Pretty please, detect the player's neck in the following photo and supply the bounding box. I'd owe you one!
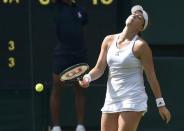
[120,27,137,42]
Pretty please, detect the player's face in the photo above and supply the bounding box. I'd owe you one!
[125,10,144,31]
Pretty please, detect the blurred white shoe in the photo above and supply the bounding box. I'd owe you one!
[51,126,62,131]
[75,124,86,131]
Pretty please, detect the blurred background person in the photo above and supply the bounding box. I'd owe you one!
[49,0,88,131]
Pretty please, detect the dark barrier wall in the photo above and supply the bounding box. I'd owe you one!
[0,0,184,131]
[0,1,31,88]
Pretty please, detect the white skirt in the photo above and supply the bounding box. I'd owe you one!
[101,96,148,113]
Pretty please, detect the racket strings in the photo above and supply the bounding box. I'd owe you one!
[60,64,89,81]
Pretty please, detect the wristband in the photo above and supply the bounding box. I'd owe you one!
[83,74,92,83]
[156,98,165,107]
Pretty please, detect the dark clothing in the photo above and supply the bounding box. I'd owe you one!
[54,2,88,54]
[52,2,88,74]
[53,54,87,75]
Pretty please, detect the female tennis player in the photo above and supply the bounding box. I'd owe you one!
[80,5,171,131]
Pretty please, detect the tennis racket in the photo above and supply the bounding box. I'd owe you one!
[60,63,89,81]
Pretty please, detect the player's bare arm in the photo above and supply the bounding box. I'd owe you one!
[135,39,162,98]
[88,35,115,81]
[133,39,171,123]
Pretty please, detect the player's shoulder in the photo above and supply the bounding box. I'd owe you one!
[135,36,150,48]
[102,33,118,46]
[134,36,152,54]
[104,33,118,40]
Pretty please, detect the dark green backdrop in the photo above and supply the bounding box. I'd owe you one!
[0,0,184,131]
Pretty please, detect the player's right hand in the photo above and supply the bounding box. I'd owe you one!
[79,78,90,88]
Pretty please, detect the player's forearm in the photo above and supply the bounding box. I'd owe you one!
[150,80,162,98]
[146,71,168,107]
[146,72,162,98]
[88,67,105,81]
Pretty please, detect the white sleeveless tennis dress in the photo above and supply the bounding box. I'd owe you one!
[101,34,148,113]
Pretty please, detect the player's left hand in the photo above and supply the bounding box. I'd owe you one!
[158,106,171,124]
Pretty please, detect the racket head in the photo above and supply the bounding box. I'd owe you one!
[60,63,89,81]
